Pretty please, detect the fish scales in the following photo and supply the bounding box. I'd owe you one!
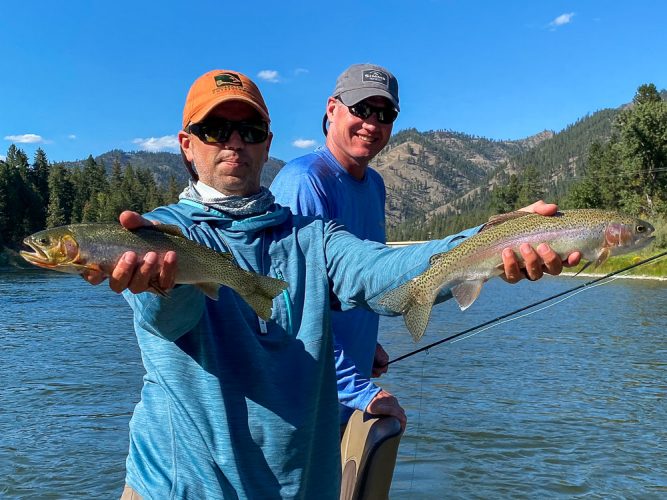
[380,209,655,342]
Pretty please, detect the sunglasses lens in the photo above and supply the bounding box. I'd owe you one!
[377,108,398,124]
[238,121,269,144]
[348,102,372,119]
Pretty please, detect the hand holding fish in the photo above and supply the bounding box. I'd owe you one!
[22,213,288,319]
[498,201,582,283]
[82,211,178,295]
[379,206,654,341]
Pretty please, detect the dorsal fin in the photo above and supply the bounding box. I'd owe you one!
[482,210,534,230]
[141,224,187,238]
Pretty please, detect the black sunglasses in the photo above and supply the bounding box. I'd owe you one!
[338,98,399,124]
[188,119,269,144]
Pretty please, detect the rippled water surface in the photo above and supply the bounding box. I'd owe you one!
[1,269,666,498]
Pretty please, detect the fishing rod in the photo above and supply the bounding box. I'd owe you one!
[388,249,667,365]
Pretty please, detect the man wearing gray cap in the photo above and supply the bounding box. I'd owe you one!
[271,63,406,431]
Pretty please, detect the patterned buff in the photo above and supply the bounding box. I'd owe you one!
[179,180,275,217]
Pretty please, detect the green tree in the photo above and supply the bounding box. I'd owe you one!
[489,174,520,213]
[46,162,73,227]
[617,84,667,215]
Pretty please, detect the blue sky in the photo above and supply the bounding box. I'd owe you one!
[1,1,665,164]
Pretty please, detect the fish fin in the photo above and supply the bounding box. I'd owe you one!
[482,211,534,230]
[195,282,221,300]
[145,277,170,297]
[404,302,435,343]
[429,252,448,265]
[451,280,484,310]
[234,274,289,320]
[594,248,611,268]
[142,224,188,238]
[573,261,592,277]
[379,281,434,342]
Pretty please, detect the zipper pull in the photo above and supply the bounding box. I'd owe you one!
[258,318,268,335]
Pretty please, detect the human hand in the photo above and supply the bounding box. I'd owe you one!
[82,211,178,294]
[365,390,406,431]
[500,201,582,282]
[371,343,389,377]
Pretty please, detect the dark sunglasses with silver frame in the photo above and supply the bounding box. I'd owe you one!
[187,119,269,145]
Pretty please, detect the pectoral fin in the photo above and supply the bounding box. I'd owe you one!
[195,282,221,300]
[573,261,592,277]
[451,280,485,311]
[595,247,611,267]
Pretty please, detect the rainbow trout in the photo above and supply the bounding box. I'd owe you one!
[379,209,655,342]
[20,223,288,320]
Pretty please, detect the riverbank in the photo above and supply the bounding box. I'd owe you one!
[566,249,667,280]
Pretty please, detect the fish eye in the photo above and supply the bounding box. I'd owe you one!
[636,225,646,233]
[37,237,49,245]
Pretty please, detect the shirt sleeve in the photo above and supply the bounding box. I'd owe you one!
[334,341,382,412]
[324,222,484,313]
[271,169,333,219]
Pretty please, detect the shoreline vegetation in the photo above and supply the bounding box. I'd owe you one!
[562,250,667,281]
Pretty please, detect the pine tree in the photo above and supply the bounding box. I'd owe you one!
[46,162,73,228]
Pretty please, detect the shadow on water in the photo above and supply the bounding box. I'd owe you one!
[2,270,666,498]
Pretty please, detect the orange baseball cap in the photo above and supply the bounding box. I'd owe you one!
[182,70,270,129]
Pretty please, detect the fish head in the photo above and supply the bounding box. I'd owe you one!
[605,216,655,254]
[20,226,84,273]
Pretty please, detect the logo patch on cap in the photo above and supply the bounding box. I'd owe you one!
[215,73,243,88]
[362,70,388,87]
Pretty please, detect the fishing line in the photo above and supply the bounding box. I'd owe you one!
[449,274,623,345]
[408,351,429,495]
[388,249,667,365]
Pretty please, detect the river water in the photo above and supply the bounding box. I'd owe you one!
[1,269,666,498]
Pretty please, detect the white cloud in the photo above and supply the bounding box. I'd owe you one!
[0,155,6,161]
[550,12,575,27]
[257,70,280,83]
[294,68,309,76]
[132,135,180,152]
[292,138,316,149]
[4,133,45,144]
[68,134,77,140]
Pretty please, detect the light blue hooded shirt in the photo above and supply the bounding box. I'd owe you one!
[122,199,479,499]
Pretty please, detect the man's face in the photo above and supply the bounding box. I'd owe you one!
[179,101,272,196]
[325,95,394,170]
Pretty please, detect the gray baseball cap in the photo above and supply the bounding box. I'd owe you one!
[332,63,400,109]
[323,63,400,135]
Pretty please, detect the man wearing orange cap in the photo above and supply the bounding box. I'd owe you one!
[85,69,580,499]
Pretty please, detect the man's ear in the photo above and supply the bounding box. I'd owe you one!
[264,132,274,163]
[178,130,193,162]
[326,97,338,123]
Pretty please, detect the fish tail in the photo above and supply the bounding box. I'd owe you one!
[237,274,289,321]
[379,281,435,342]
